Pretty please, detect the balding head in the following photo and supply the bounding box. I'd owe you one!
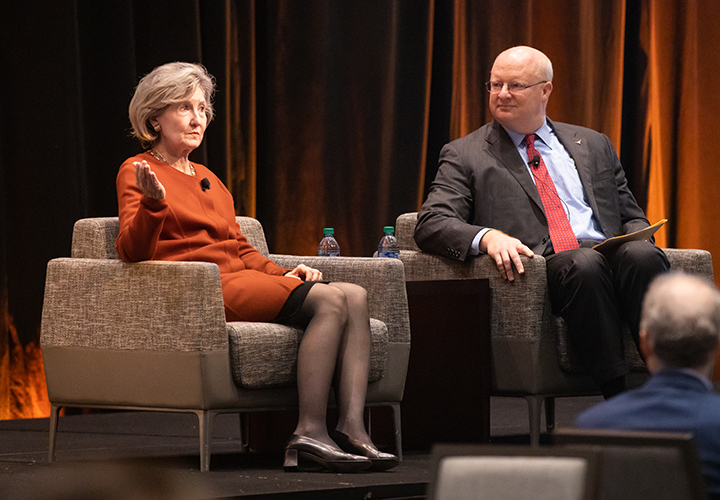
[641,272,720,370]
[494,46,554,81]
[488,46,554,134]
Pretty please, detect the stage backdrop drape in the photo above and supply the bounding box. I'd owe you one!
[449,0,626,149]
[253,0,433,257]
[0,0,241,418]
[0,0,234,347]
[2,0,720,418]
[641,0,720,253]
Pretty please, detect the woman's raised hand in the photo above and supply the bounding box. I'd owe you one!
[134,160,166,200]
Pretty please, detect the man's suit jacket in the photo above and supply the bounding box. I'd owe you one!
[414,119,650,260]
[576,369,720,498]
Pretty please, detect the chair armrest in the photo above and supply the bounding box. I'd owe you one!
[72,217,120,259]
[395,212,420,252]
[399,250,552,340]
[41,258,228,351]
[662,248,714,281]
[269,255,410,344]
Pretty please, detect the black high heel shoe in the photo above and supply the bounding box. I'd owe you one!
[331,431,400,471]
[283,434,372,473]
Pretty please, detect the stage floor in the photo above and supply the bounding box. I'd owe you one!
[0,396,603,499]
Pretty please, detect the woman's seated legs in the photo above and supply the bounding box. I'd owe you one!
[291,281,374,444]
[291,283,349,447]
[326,283,372,444]
[286,281,398,470]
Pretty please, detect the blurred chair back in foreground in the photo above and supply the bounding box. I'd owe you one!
[428,444,601,500]
[553,428,708,500]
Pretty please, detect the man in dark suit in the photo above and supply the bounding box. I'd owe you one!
[576,272,720,499]
[414,46,670,397]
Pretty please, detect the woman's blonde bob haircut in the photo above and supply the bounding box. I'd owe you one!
[129,62,216,149]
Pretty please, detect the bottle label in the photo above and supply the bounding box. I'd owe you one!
[378,251,399,259]
[318,236,340,256]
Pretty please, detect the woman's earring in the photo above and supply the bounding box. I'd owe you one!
[153,124,161,132]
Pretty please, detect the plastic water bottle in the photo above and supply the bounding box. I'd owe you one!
[318,228,340,256]
[377,226,400,258]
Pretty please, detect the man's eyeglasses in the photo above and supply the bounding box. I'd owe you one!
[485,81,547,93]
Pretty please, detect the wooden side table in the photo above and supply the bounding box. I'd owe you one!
[401,278,491,450]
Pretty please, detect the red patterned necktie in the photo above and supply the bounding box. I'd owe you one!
[525,134,579,252]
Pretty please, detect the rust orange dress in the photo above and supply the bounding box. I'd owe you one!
[115,152,302,322]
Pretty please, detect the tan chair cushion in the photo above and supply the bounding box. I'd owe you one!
[228,318,388,388]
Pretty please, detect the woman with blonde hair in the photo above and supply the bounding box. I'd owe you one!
[116,62,398,472]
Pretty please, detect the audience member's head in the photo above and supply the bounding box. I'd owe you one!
[640,272,720,373]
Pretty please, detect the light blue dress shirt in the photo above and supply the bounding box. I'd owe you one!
[470,119,606,255]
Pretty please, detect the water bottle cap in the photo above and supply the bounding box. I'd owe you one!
[323,228,334,235]
[383,226,394,234]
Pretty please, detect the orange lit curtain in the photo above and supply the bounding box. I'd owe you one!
[636,0,720,377]
[450,0,626,155]
[641,0,720,257]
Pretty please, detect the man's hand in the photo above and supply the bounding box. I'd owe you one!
[480,230,534,281]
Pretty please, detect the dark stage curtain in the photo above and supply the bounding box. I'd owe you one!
[254,0,434,256]
[2,0,720,416]
[0,0,242,346]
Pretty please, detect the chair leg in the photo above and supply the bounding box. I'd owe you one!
[238,412,250,453]
[48,404,60,463]
[545,397,556,432]
[391,403,403,460]
[524,395,544,447]
[195,410,217,472]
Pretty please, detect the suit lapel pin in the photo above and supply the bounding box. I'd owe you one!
[575,139,582,145]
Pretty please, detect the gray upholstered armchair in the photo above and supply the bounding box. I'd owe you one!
[395,212,713,445]
[41,217,410,471]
